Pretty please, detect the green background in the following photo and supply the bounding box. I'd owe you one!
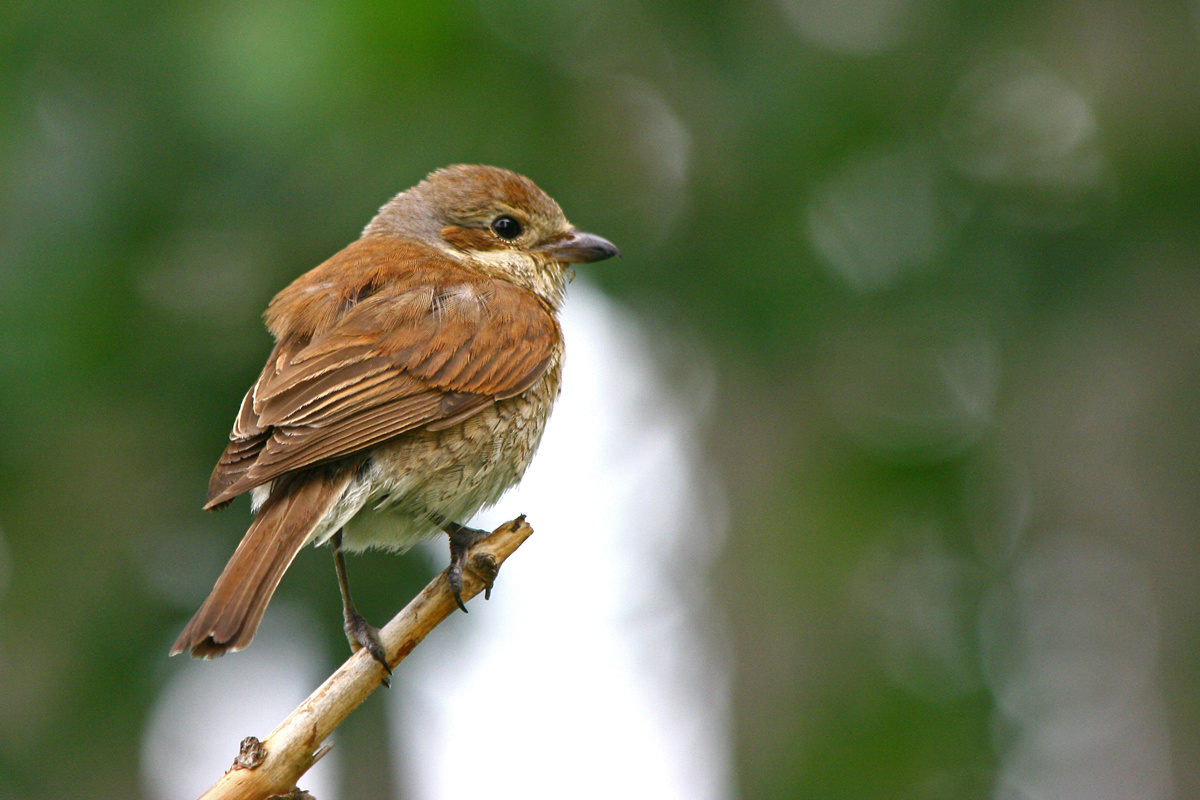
[1,0,1198,797]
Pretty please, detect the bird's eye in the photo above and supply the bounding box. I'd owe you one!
[491,215,523,241]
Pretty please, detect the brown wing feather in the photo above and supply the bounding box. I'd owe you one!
[207,381,273,506]
[205,236,561,509]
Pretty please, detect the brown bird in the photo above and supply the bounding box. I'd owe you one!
[170,165,618,669]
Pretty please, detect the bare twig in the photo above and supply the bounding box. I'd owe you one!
[197,515,534,800]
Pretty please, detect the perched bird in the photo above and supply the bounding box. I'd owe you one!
[171,165,618,669]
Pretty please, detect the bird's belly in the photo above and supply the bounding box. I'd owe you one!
[337,384,556,553]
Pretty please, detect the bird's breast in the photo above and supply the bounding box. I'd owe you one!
[337,351,563,552]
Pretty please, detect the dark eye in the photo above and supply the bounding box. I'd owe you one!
[491,215,523,240]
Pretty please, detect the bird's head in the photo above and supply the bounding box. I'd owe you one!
[363,164,619,308]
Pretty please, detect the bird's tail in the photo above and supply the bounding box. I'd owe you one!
[170,468,353,659]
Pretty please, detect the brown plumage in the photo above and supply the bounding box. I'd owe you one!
[171,165,618,660]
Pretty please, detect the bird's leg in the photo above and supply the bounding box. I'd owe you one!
[332,530,392,685]
[439,520,494,612]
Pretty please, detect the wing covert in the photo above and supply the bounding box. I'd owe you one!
[205,241,561,508]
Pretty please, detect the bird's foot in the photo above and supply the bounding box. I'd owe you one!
[444,522,495,612]
[344,607,392,687]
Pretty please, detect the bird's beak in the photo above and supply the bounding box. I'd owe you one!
[539,229,620,264]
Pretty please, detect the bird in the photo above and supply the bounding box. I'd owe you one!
[170,164,618,671]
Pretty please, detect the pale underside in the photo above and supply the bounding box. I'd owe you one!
[249,355,562,554]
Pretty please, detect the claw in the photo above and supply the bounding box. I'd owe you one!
[344,608,392,687]
[444,522,493,612]
[447,556,469,613]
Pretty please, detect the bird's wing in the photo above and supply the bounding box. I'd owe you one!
[205,240,560,508]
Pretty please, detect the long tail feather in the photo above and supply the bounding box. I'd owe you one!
[171,467,354,658]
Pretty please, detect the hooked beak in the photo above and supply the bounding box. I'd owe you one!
[539,228,620,264]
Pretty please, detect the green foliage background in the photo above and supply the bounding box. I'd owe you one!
[1,1,1198,797]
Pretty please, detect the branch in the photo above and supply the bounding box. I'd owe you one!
[197,515,534,800]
